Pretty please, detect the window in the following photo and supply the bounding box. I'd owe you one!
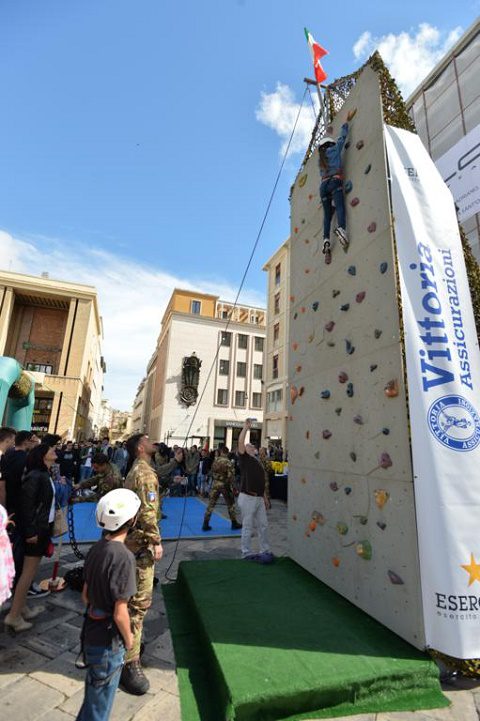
[253,364,263,380]
[217,389,228,405]
[238,334,248,349]
[221,331,231,347]
[219,359,230,375]
[267,389,283,412]
[272,354,279,379]
[274,293,280,315]
[235,391,246,407]
[26,363,53,374]
[273,323,280,344]
[191,300,201,314]
[275,263,281,286]
[237,361,247,378]
[254,336,264,352]
[252,392,262,408]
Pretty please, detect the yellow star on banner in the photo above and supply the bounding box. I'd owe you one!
[461,554,480,586]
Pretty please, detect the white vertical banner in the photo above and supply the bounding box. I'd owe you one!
[385,125,480,659]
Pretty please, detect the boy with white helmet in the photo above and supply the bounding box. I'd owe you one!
[75,489,140,721]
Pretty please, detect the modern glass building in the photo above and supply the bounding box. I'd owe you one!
[406,18,480,261]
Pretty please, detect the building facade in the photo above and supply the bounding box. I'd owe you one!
[262,240,290,452]
[140,289,266,449]
[0,270,105,439]
[406,18,480,260]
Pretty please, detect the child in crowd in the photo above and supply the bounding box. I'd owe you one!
[76,488,140,721]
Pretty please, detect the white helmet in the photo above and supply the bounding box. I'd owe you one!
[96,488,141,532]
[318,136,335,147]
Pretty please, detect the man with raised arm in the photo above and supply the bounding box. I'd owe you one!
[237,419,273,563]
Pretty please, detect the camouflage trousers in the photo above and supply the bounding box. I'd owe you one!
[124,551,155,664]
[204,482,238,523]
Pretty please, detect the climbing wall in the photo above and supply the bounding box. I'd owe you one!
[288,65,425,649]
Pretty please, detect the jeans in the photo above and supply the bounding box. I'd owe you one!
[238,492,270,557]
[187,473,197,495]
[320,177,346,240]
[80,465,93,482]
[76,644,125,721]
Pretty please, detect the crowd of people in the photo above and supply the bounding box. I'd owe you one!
[0,419,276,721]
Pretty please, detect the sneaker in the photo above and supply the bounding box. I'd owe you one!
[257,552,275,565]
[27,583,50,599]
[335,227,349,251]
[231,521,242,530]
[202,522,212,531]
[120,660,150,695]
[4,614,33,632]
[243,553,260,561]
[21,604,45,620]
[322,240,332,265]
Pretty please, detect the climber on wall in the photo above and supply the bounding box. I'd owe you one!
[318,110,355,265]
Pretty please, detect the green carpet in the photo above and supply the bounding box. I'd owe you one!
[163,558,448,721]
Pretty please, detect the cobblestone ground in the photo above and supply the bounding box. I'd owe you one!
[0,499,479,721]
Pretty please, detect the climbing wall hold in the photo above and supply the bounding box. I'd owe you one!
[329,482,339,491]
[353,415,364,425]
[384,379,399,398]
[301,219,306,225]
[309,520,317,532]
[356,140,364,150]
[340,303,350,312]
[298,386,305,397]
[308,193,314,201]
[374,329,382,339]
[327,341,336,347]
[347,107,357,121]
[369,364,378,372]
[368,222,377,233]
[332,557,340,567]
[358,516,368,525]
[290,386,299,404]
[335,407,342,416]
[294,227,299,234]
[377,522,387,531]
[388,570,405,585]
[345,141,351,150]
[345,340,355,355]
[356,540,372,560]
[338,371,348,384]
[314,451,320,459]
[304,268,310,274]
[322,430,332,440]
[380,261,388,274]
[350,197,360,207]
[344,180,353,194]
[320,390,331,399]
[332,289,340,298]
[365,163,371,174]
[293,312,298,320]
[346,382,354,397]
[307,333,315,343]
[300,306,306,313]
[337,523,348,535]
[356,291,366,303]
[295,365,302,373]
[312,301,319,311]
[306,431,310,440]
[379,452,392,469]
[312,511,326,525]
[347,265,356,276]
[292,342,298,351]
[382,427,390,435]
[290,295,295,302]
[374,490,390,509]
[292,514,297,521]
[298,174,307,187]
[350,452,357,462]
[344,487,352,495]
[325,320,335,332]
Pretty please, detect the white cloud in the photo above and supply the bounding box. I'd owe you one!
[0,230,265,411]
[352,23,463,97]
[255,82,320,156]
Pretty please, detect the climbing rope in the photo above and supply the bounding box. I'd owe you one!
[163,85,310,582]
[67,500,85,561]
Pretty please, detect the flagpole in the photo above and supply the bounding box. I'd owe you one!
[304,76,328,128]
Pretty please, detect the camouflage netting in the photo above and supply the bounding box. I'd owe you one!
[8,372,33,399]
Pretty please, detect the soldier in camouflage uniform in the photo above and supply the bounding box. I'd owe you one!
[73,453,122,500]
[120,434,163,696]
[202,447,242,531]
[259,447,273,509]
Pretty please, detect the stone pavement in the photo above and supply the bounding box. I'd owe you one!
[0,498,479,721]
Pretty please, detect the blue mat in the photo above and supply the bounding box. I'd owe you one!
[55,497,241,544]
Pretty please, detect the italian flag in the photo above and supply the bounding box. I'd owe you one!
[304,28,328,85]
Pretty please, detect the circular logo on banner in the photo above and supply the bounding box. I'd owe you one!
[427,395,480,452]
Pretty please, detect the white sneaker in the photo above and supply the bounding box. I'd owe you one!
[22,605,45,620]
[27,583,50,598]
[4,614,33,632]
[335,227,349,251]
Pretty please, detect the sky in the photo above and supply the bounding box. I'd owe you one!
[0,1,477,409]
